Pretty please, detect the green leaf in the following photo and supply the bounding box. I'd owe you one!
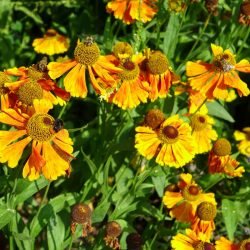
[14,5,43,24]
[207,101,235,123]
[0,203,15,229]
[47,214,65,250]
[30,192,79,238]
[14,177,49,206]
[151,166,167,197]
[221,199,248,240]
[92,201,110,223]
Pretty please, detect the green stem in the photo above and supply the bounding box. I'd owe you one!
[58,103,67,119]
[68,117,98,133]
[237,26,250,56]
[204,175,224,192]
[9,235,14,250]
[192,97,208,115]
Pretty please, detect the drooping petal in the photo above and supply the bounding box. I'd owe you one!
[48,60,77,79]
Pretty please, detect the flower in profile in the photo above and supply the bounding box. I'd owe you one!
[238,1,250,26]
[171,229,215,250]
[215,237,250,250]
[208,138,245,177]
[135,115,196,167]
[71,203,93,237]
[163,173,216,222]
[106,0,158,24]
[104,221,122,250]
[5,58,70,110]
[0,99,74,181]
[189,105,218,154]
[142,49,179,101]
[234,127,250,157]
[191,201,217,239]
[48,37,122,98]
[108,56,150,109]
[32,29,70,55]
[186,44,250,100]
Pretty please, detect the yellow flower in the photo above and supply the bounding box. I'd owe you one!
[32,29,70,55]
[108,55,150,109]
[234,127,250,157]
[106,0,158,24]
[208,138,245,177]
[163,173,216,222]
[142,48,179,101]
[0,71,14,110]
[171,229,214,250]
[190,105,218,154]
[186,44,250,100]
[48,38,122,98]
[135,115,196,167]
[0,99,74,181]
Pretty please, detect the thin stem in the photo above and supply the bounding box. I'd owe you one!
[9,235,14,250]
[192,97,208,115]
[68,117,98,132]
[58,103,67,119]
[237,26,250,56]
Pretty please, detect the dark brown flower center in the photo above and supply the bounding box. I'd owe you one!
[118,61,139,81]
[146,51,169,75]
[213,138,231,156]
[144,109,165,129]
[239,239,250,250]
[183,184,200,201]
[197,202,217,221]
[191,114,207,131]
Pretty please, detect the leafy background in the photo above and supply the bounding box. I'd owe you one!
[0,0,250,249]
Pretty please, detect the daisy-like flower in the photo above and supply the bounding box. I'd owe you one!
[5,59,70,110]
[208,138,245,177]
[32,29,70,56]
[186,44,250,100]
[0,99,74,181]
[171,229,215,250]
[215,237,250,250]
[234,127,250,157]
[142,49,179,101]
[106,0,158,24]
[48,37,122,98]
[135,115,196,167]
[108,55,150,109]
[163,173,216,222]
[190,105,218,154]
[191,202,217,240]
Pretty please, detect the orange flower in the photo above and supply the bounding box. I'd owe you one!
[48,38,122,98]
[208,138,245,177]
[5,60,70,111]
[106,0,158,24]
[186,44,250,100]
[0,99,74,181]
[163,173,216,222]
[32,29,70,55]
[171,229,214,250]
[215,237,250,250]
[135,115,196,167]
[191,202,217,239]
[142,49,179,101]
[234,127,250,157]
[107,54,150,109]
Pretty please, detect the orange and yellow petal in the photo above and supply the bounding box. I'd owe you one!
[170,201,195,222]
[33,99,53,114]
[64,63,87,98]
[41,142,70,180]
[48,60,77,79]
[0,130,27,150]
[215,237,238,250]
[0,136,32,168]
[163,191,183,208]
[235,59,250,73]
[237,140,250,157]
[0,108,28,127]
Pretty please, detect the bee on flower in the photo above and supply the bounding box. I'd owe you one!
[106,0,158,24]
[0,99,74,181]
[234,127,250,157]
[163,173,216,223]
[32,29,70,56]
[48,37,122,98]
[208,138,245,177]
[135,111,196,168]
[5,58,70,112]
[186,44,250,100]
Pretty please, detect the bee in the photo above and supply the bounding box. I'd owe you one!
[36,56,48,72]
[84,36,95,46]
[53,118,64,133]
